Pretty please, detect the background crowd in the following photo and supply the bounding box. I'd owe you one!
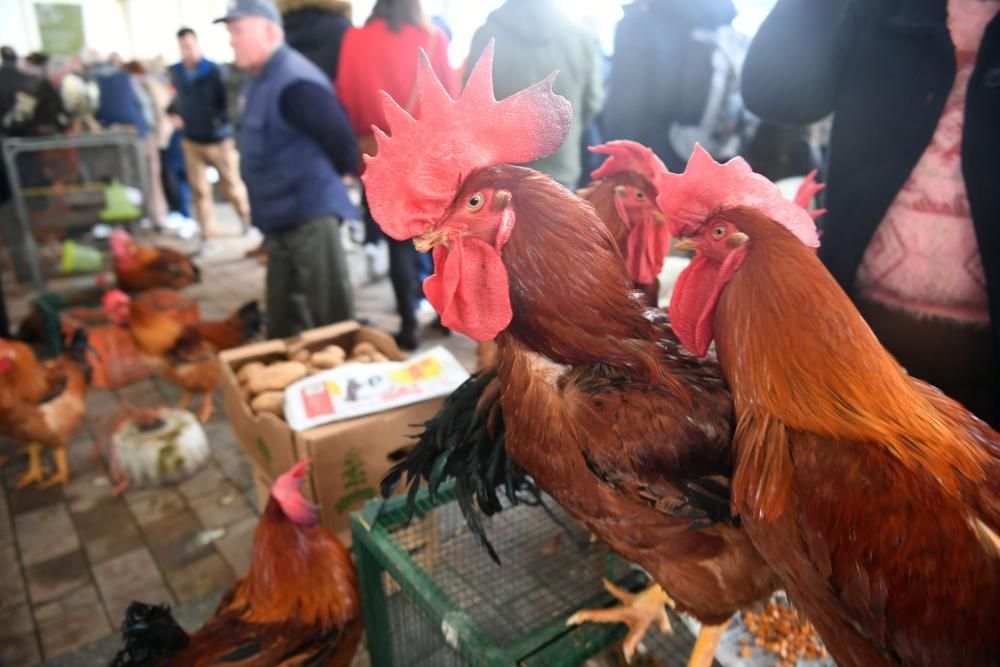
[1,0,996,426]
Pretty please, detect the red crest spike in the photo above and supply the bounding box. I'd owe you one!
[658,144,820,247]
[362,40,573,241]
[589,140,669,187]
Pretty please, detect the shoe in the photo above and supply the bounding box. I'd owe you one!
[177,219,201,240]
[393,328,420,351]
[430,316,451,336]
[195,241,223,258]
[161,212,186,230]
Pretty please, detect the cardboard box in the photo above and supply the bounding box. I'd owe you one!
[253,466,272,513]
[220,321,447,538]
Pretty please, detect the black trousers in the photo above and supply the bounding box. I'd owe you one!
[264,216,354,339]
[362,193,418,333]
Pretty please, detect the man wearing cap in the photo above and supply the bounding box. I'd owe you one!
[217,0,359,338]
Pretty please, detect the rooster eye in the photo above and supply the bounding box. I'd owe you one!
[712,225,727,240]
[467,193,485,211]
[635,191,645,200]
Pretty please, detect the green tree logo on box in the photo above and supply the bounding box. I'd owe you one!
[336,447,376,514]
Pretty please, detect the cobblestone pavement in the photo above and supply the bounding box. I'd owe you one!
[0,204,473,665]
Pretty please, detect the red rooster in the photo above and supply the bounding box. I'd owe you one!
[364,44,778,666]
[578,141,672,306]
[110,229,200,292]
[103,290,261,421]
[663,146,1000,666]
[110,459,361,666]
[0,331,92,488]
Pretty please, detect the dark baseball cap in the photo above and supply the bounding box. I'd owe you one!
[214,0,282,26]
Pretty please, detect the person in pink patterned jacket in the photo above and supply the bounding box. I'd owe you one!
[742,0,1000,428]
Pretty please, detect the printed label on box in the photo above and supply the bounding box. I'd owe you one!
[301,383,335,419]
[283,346,469,431]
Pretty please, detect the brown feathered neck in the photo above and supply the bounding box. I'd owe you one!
[577,171,654,249]
[713,207,989,511]
[0,341,46,404]
[236,498,358,629]
[480,166,670,385]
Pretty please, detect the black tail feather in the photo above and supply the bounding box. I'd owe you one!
[65,328,94,383]
[109,601,190,667]
[380,369,538,564]
[235,300,262,341]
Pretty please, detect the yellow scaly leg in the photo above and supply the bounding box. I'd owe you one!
[197,392,214,423]
[15,444,48,489]
[39,448,71,489]
[687,620,730,667]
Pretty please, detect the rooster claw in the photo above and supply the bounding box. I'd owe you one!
[567,581,674,663]
[38,471,70,489]
[15,444,48,490]
[111,475,131,497]
[37,450,70,489]
[197,394,215,423]
[16,468,48,490]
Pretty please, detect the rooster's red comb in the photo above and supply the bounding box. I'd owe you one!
[272,459,319,526]
[102,289,130,312]
[362,41,572,240]
[589,140,668,187]
[658,145,820,248]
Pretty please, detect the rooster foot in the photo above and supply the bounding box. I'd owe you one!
[111,473,131,497]
[15,444,49,490]
[567,580,674,664]
[197,393,215,423]
[38,450,70,489]
[107,443,130,496]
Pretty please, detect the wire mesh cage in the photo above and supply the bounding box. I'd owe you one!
[2,132,149,289]
[351,486,711,666]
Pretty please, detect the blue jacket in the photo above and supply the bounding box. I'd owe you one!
[743,0,1000,417]
[94,67,149,138]
[239,45,357,232]
[169,58,231,144]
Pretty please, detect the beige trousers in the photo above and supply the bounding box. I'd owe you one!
[180,137,250,237]
[142,135,167,228]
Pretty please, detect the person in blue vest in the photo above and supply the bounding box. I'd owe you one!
[217,0,359,338]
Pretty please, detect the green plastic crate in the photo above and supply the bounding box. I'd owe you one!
[351,486,706,666]
[25,285,107,356]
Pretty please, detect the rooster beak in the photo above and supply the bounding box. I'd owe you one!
[674,238,698,253]
[653,212,667,224]
[727,232,750,248]
[414,227,450,253]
